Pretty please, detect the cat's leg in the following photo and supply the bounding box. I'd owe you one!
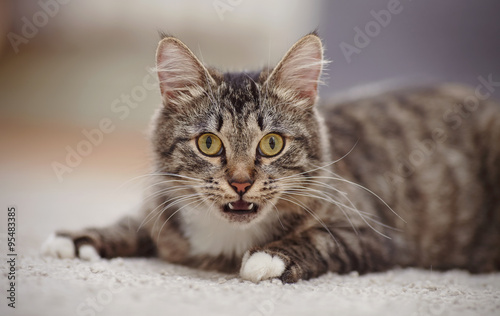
[41,216,156,260]
[240,226,392,283]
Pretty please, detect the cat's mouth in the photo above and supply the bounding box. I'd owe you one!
[223,200,258,215]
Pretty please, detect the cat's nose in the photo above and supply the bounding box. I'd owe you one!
[230,181,252,194]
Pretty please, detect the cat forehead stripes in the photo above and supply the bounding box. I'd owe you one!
[220,72,261,116]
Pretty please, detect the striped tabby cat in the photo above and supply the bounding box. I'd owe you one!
[42,33,500,283]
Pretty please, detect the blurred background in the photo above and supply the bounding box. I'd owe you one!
[0,0,500,247]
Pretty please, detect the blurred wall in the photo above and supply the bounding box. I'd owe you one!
[0,0,324,128]
[319,0,500,97]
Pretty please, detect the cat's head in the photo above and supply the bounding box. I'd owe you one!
[151,33,329,225]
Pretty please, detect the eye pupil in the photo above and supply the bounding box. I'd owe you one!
[198,133,222,156]
[258,133,283,157]
[269,137,276,150]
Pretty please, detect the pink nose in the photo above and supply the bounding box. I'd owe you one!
[231,182,252,194]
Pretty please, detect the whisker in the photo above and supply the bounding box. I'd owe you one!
[143,184,206,203]
[280,185,359,235]
[151,193,204,230]
[303,175,405,223]
[114,172,204,193]
[196,46,219,109]
[280,178,349,198]
[285,179,398,235]
[151,172,205,183]
[281,188,392,239]
[269,200,286,230]
[274,139,359,182]
[138,193,203,232]
[156,196,209,241]
[142,178,199,192]
[279,195,339,247]
[204,196,218,223]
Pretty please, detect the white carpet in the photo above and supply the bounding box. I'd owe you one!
[5,253,500,316]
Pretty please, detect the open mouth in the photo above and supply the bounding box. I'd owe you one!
[223,200,258,215]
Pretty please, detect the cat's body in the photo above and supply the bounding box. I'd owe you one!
[42,34,500,283]
[323,85,500,273]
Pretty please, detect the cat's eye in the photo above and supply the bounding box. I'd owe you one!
[259,133,284,157]
[197,133,223,156]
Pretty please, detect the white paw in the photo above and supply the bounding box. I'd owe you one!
[41,234,101,261]
[240,251,286,283]
[79,245,101,261]
[41,234,75,259]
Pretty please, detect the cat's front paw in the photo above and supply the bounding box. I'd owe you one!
[41,233,100,261]
[240,251,286,283]
[41,234,75,259]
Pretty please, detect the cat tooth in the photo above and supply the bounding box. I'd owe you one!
[247,203,254,210]
[228,203,234,210]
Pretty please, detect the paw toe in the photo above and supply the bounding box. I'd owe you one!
[41,234,76,259]
[240,251,286,283]
[79,244,101,261]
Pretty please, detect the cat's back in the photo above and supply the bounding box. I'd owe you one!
[322,83,500,137]
[321,83,500,172]
[320,83,500,272]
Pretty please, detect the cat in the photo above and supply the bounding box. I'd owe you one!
[42,32,500,283]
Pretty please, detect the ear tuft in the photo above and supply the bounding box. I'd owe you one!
[155,37,214,108]
[158,31,173,40]
[266,34,326,107]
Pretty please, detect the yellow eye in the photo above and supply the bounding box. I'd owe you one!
[259,133,284,157]
[197,133,223,156]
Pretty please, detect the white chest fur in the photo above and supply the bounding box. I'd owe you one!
[181,207,276,258]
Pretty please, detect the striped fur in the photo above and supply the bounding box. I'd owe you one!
[49,33,500,283]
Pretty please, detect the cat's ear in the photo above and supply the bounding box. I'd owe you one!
[156,37,215,108]
[265,33,325,107]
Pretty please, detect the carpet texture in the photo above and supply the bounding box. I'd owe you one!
[3,252,500,316]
